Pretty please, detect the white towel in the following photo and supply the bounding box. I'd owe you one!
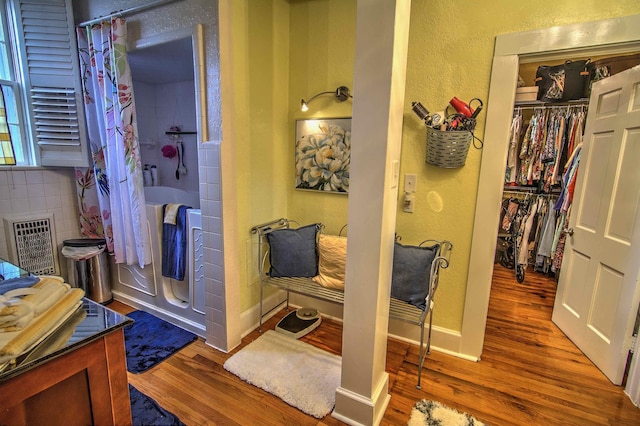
[164,203,181,225]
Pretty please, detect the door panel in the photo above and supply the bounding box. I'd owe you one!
[609,129,640,242]
[578,132,612,232]
[590,265,622,339]
[552,65,640,385]
[561,250,589,318]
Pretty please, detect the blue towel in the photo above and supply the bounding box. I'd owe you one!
[162,205,191,281]
[0,275,40,293]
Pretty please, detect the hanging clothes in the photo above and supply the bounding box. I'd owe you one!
[555,143,583,212]
[552,206,572,273]
[506,110,523,184]
[501,199,520,232]
[501,102,587,281]
[535,199,557,272]
[550,143,582,273]
[506,104,586,191]
[517,198,540,266]
[515,108,546,186]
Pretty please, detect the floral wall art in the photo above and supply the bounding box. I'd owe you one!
[295,118,351,193]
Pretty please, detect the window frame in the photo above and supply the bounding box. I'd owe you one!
[0,0,31,165]
[0,0,89,168]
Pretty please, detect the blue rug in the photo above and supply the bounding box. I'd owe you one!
[130,384,185,426]
[124,310,197,374]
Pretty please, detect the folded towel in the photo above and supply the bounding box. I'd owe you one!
[0,278,71,331]
[164,203,182,225]
[0,276,40,294]
[0,287,85,363]
[162,205,192,281]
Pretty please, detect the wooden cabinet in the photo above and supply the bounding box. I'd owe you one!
[0,328,131,425]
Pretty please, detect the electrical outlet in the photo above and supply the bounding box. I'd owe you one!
[403,192,414,213]
[404,174,417,193]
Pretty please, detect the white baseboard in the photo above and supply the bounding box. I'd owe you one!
[240,291,478,362]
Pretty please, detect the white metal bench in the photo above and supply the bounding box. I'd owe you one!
[251,218,452,389]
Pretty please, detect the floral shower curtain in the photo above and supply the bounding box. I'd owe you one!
[75,18,150,267]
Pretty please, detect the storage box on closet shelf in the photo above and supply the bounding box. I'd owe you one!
[515,86,539,102]
[411,97,484,169]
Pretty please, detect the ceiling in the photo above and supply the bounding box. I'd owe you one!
[128,37,194,84]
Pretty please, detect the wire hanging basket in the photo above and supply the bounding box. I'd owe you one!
[425,127,473,168]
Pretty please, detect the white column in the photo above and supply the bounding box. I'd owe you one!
[332,1,411,425]
[213,0,242,352]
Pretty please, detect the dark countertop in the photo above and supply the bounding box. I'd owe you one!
[0,259,132,381]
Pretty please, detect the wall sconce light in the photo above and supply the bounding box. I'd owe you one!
[300,86,352,111]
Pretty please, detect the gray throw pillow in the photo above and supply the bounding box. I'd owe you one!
[391,242,439,310]
[266,224,319,277]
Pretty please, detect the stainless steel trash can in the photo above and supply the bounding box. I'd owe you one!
[62,238,112,304]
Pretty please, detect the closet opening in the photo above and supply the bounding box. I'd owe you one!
[462,16,640,394]
[494,53,639,298]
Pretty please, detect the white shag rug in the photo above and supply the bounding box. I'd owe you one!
[223,330,341,418]
[409,399,486,426]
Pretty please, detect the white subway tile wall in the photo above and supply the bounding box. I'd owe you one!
[134,79,199,192]
[0,169,82,272]
[200,141,225,349]
[2,148,227,350]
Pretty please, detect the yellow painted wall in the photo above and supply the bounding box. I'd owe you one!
[287,0,357,235]
[400,0,640,331]
[234,0,640,324]
[226,0,291,311]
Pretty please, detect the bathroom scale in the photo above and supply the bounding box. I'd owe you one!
[275,307,322,339]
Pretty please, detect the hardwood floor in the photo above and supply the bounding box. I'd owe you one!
[111,264,640,425]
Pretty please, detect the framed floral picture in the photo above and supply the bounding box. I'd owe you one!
[295,118,351,194]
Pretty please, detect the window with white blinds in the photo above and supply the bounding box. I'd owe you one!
[0,1,24,165]
[3,0,89,167]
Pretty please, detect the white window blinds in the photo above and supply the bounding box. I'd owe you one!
[11,0,89,167]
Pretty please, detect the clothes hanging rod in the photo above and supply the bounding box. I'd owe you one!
[503,189,559,198]
[503,185,539,192]
[503,190,533,197]
[513,102,589,111]
[77,0,183,27]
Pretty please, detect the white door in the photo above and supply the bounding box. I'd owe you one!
[552,65,640,385]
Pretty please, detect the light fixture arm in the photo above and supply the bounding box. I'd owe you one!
[304,90,335,105]
[301,85,352,111]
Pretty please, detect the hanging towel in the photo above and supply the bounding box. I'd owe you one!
[162,204,191,281]
[164,203,181,225]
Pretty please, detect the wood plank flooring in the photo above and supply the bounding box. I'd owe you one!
[111,264,640,425]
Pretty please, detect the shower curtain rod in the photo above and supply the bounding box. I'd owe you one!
[77,0,183,27]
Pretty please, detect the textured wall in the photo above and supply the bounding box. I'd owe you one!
[219,0,293,311]
[0,168,82,278]
[287,0,355,235]
[134,79,199,192]
[71,0,640,335]
[399,0,640,331]
[73,0,225,347]
[72,0,221,140]
[285,0,640,332]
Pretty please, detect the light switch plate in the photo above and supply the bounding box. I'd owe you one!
[404,174,417,193]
